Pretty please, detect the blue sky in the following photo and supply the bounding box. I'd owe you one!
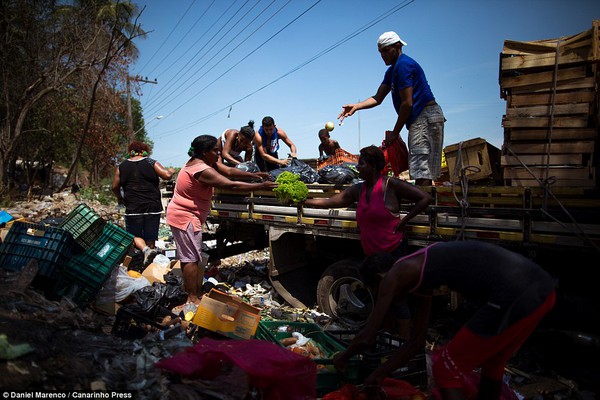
[131,0,599,168]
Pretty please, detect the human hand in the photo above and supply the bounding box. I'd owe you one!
[338,104,356,125]
[332,351,348,373]
[281,157,292,166]
[261,181,278,190]
[384,130,399,146]
[255,172,272,181]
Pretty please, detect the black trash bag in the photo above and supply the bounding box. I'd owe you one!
[162,271,188,309]
[236,161,260,173]
[270,158,319,183]
[130,285,166,316]
[128,273,186,317]
[317,165,356,184]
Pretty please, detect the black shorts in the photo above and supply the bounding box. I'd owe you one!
[124,213,161,241]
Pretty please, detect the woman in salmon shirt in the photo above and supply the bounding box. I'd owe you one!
[166,135,277,305]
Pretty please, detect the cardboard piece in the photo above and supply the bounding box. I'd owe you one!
[192,289,261,340]
[142,260,180,284]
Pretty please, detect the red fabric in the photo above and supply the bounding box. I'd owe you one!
[432,290,556,387]
[381,137,409,176]
[156,338,317,399]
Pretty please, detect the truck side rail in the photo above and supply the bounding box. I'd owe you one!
[209,184,600,250]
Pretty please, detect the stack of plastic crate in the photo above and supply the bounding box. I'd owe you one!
[316,149,359,171]
[55,223,133,307]
[59,203,106,253]
[0,221,74,279]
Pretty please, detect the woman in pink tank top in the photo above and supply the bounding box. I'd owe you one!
[304,145,432,256]
[304,145,432,338]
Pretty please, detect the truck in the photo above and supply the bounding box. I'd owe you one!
[205,176,600,328]
[188,22,600,330]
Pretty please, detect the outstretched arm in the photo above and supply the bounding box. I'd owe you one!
[303,184,360,209]
[214,161,265,182]
[338,83,391,124]
[196,167,276,191]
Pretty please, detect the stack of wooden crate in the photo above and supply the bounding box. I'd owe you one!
[499,20,599,188]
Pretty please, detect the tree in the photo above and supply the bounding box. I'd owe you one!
[0,0,146,193]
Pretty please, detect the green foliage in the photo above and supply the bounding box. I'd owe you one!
[273,171,308,204]
[79,185,116,206]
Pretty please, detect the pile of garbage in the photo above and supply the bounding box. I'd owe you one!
[1,192,597,399]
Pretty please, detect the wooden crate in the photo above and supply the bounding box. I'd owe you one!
[444,138,502,183]
[499,20,599,189]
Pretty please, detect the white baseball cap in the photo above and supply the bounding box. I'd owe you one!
[377,31,407,48]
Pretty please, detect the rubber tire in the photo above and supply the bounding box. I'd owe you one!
[316,257,374,329]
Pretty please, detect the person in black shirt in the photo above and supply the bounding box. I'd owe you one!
[112,141,175,265]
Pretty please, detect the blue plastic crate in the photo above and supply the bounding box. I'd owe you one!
[0,221,74,278]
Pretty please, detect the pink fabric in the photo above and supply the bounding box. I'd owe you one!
[170,223,203,263]
[156,338,317,399]
[356,176,403,256]
[166,161,213,231]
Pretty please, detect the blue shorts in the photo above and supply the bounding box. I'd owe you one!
[125,213,161,241]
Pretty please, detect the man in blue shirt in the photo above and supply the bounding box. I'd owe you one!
[338,31,445,186]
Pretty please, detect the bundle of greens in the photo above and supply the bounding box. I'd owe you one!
[273,171,308,204]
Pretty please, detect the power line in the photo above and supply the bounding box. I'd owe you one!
[156,0,415,139]
[145,0,273,115]
[137,0,199,75]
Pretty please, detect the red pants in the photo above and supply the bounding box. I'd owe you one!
[433,290,556,388]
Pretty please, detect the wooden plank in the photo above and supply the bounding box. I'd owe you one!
[505,77,595,95]
[503,39,562,55]
[507,91,595,107]
[594,19,600,61]
[505,128,597,141]
[507,141,595,154]
[508,177,596,188]
[502,116,588,128]
[503,167,593,180]
[505,103,589,117]
[501,46,592,70]
[501,154,583,166]
[500,66,586,89]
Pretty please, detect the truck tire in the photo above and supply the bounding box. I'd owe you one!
[316,258,374,329]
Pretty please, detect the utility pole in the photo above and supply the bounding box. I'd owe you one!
[127,75,158,142]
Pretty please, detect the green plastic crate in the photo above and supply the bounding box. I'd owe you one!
[257,321,360,394]
[0,221,74,278]
[56,223,133,307]
[59,203,106,253]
